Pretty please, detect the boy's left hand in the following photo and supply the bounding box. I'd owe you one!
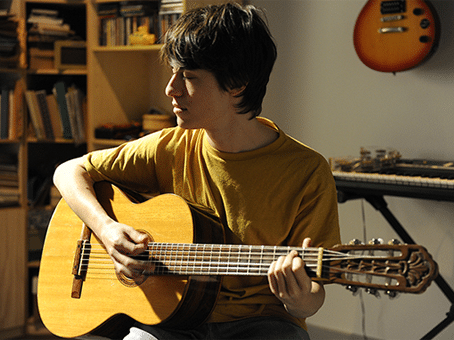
[267,237,325,318]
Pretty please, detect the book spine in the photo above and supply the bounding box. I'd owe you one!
[35,90,54,140]
[46,94,63,139]
[0,88,9,139]
[53,82,72,139]
[25,90,45,140]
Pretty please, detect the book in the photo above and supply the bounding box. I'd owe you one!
[46,93,63,139]
[7,90,14,139]
[0,191,20,207]
[30,8,59,18]
[65,85,85,145]
[27,16,64,26]
[53,82,72,139]
[35,90,54,140]
[0,151,19,206]
[25,90,46,140]
[0,88,9,139]
[9,79,25,140]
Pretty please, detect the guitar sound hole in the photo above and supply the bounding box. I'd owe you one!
[117,273,141,287]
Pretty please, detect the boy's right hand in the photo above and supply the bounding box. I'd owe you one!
[100,221,153,282]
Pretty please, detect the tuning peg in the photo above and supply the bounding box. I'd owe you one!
[345,285,360,296]
[349,239,363,245]
[385,290,399,299]
[365,288,380,298]
[388,239,401,245]
[368,238,383,245]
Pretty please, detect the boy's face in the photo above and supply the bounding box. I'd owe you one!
[165,67,236,131]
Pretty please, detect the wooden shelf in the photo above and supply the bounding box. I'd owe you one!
[92,44,163,53]
[0,67,26,74]
[25,0,85,4]
[0,139,22,144]
[26,137,82,144]
[27,68,87,76]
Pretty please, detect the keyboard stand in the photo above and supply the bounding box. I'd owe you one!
[337,191,454,340]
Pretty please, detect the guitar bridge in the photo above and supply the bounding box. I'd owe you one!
[71,239,91,298]
[379,27,406,34]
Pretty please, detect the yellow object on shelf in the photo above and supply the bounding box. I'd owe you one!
[129,26,156,46]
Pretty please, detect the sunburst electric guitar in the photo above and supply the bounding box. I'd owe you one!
[38,182,438,338]
[354,0,440,72]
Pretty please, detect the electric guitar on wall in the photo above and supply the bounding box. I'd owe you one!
[353,0,440,72]
[37,182,438,338]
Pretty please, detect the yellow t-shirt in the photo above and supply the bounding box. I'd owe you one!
[85,117,341,329]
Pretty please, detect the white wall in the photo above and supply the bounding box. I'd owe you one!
[251,0,454,339]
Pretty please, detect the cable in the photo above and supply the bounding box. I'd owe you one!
[360,199,368,340]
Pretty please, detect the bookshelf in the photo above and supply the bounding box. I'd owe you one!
[0,0,88,337]
[0,0,241,337]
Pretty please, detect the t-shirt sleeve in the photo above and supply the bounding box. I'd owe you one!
[287,154,341,249]
[84,131,163,195]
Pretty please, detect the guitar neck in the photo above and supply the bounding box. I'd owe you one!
[147,243,323,278]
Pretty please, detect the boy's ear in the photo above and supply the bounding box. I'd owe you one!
[230,85,246,97]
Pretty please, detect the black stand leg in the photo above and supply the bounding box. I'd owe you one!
[421,305,454,340]
[339,193,454,339]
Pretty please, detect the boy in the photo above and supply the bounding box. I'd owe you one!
[54,3,340,339]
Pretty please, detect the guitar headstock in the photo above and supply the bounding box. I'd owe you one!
[323,239,438,296]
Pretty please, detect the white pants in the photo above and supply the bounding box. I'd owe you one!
[123,327,158,340]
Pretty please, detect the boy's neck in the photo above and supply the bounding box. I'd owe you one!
[205,117,278,153]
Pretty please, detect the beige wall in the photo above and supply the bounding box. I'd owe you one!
[252,0,454,339]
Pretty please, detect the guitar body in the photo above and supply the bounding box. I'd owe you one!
[37,182,224,338]
[354,0,440,72]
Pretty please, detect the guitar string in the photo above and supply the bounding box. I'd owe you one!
[81,242,396,257]
[79,243,397,262]
[75,246,403,285]
[78,244,398,270]
[78,263,398,287]
[72,244,402,284]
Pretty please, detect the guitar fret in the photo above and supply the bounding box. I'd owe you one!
[247,246,251,275]
[260,246,264,275]
[236,245,241,275]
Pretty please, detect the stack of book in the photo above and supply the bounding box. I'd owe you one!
[0,10,24,68]
[28,8,74,39]
[27,8,75,69]
[25,81,85,145]
[98,2,159,46]
[159,0,183,39]
[0,79,25,140]
[0,153,20,207]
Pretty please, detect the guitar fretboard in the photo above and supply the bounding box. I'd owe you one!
[148,243,323,277]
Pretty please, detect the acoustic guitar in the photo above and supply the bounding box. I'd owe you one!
[38,182,438,338]
[353,0,440,72]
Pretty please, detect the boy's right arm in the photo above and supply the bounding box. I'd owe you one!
[53,156,151,280]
